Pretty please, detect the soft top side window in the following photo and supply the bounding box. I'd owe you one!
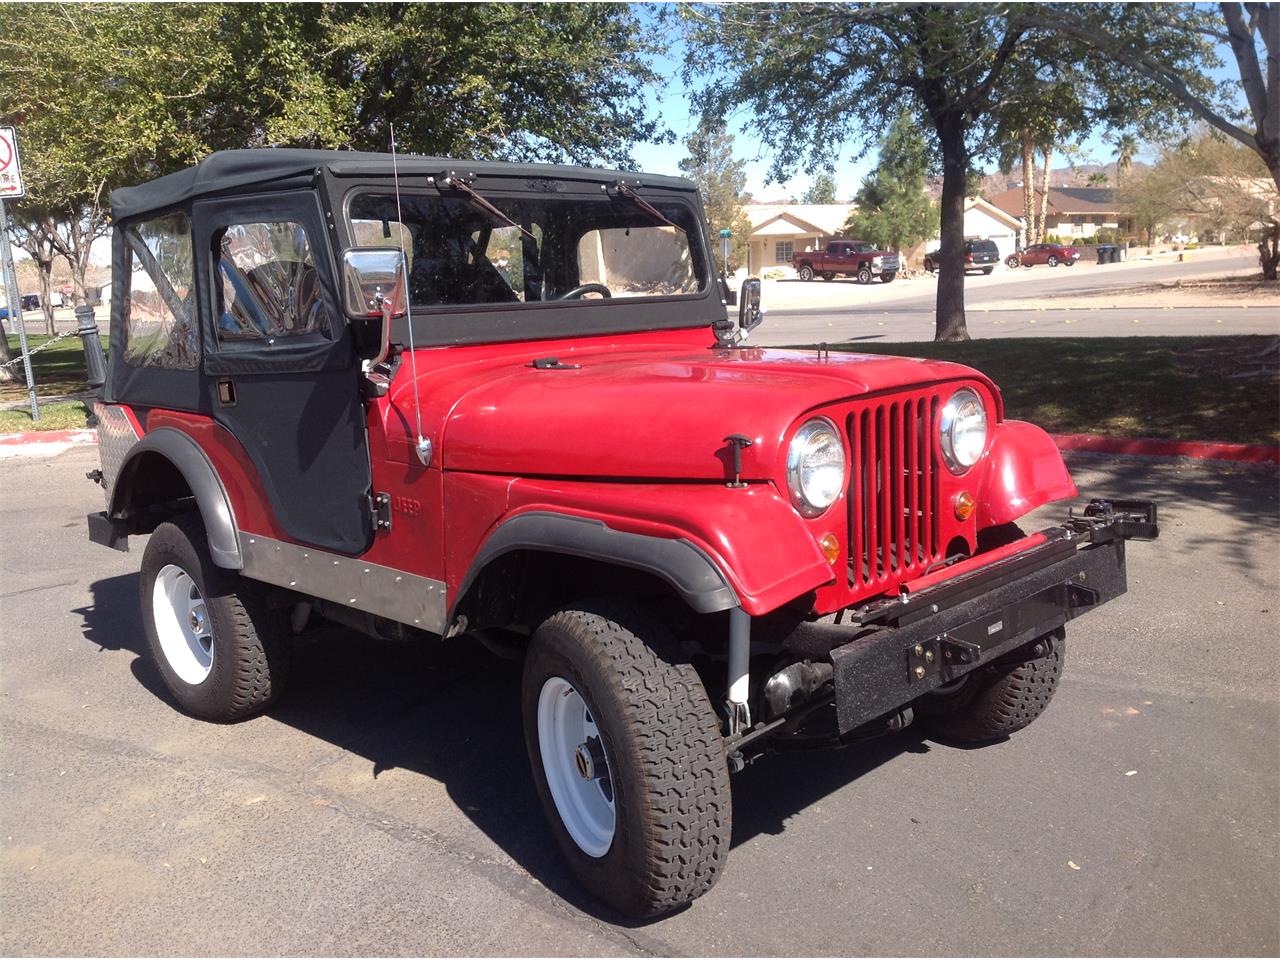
[216,221,329,342]
[123,212,198,369]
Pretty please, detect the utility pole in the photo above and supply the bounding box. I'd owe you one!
[0,198,39,420]
[0,126,38,420]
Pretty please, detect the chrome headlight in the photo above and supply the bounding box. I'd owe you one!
[786,418,846,517]
[939,388,988,473]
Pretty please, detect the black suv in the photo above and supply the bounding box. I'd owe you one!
[923,238,1001,275]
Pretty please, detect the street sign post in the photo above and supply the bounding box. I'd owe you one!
[718,228,732,278]
[0,126,39,420]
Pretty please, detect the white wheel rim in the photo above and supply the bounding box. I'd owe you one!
[152,563,214,685]
[537,676,616,858]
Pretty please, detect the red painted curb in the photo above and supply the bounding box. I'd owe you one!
[0,429,97,446]
[1052,433,1280,464]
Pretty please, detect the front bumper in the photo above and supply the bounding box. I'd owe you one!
[798,500,1156,736]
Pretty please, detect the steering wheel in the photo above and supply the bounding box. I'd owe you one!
[556,283,612,301]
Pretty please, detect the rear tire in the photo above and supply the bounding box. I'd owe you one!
[1004,254,1020,269]
[982,266,994,275]
[821,271,835,282]
[923,257,936,273]
[880,272,896,283]
[1047,255,1060,266]
[522,600,731,918]
[797,264,815,281]
[917,630,1065,744]
[140,514,290,722]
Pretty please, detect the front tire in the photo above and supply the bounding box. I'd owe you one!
[140,514,290,721]
[917,629,1065,744]
[923,257,936,273]
[522,600,731,918]
[821,271,835,282]
[856,265,872,284]
[797,263,815,281]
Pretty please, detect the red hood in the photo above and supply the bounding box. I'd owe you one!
[389,344,998,481]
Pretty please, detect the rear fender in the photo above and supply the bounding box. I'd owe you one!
[977,420,1077,528]
[110,427,242,569]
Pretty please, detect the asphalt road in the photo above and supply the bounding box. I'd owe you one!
[755,252,1278,345]
[2,447,1277,956]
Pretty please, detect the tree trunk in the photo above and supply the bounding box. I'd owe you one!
[935,113,970,342]
[1021,129,1036,245]
[1038,141,1054,240]
[1260,220,1279,281]
[35,260,56,335]
[0,319,15,383]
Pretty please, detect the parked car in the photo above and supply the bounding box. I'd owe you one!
[793,239,899,283]
[922,239,1000,275]
[85,149,1157,919]
[1008,242,1081,268]
[20,294,41,311]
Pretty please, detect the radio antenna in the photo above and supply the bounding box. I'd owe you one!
[389,124,429,466]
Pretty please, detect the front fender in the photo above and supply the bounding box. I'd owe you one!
[469,478,834,617]
[977,420,1078,528]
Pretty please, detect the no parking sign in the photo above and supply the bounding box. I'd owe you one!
[0,127,26,199]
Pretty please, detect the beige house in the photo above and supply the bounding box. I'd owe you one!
[743,202,856,274]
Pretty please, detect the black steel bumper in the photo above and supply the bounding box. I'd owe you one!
[825,499,1158,734]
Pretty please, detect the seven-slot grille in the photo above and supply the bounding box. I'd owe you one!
[846,392,943,591]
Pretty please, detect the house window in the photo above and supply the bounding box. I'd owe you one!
[123,212,198,369]
[1071,214,1085,225]
[775,240,793,264]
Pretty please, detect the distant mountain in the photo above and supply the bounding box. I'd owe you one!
[925,160,1152,199]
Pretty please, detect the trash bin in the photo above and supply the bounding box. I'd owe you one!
[1117,245,1127,263]
[1096,244,1112,265]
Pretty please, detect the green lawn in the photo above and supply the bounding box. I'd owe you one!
[0,400,92,433]
[1,333,99,402]
[801,336,1279,445]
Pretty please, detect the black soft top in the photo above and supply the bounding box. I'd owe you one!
[109,148,698,221]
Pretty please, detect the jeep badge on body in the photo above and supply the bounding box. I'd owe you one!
[85,149,1157,918]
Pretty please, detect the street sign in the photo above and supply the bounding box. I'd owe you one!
[718,228,732,238]
[0,127,26,200]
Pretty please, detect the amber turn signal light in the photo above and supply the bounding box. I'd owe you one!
[953,490,975,521]
[818,533,841,564]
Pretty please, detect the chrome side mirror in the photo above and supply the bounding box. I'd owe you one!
[342,247,408,366]
[738,277,763,335]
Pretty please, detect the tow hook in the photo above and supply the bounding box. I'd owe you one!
[86,469,104,486]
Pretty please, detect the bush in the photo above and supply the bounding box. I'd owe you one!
[1072,238,1086,246]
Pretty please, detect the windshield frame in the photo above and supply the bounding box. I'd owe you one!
[330,174,723,348]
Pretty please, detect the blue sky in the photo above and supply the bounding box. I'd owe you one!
[627,12,1245,202]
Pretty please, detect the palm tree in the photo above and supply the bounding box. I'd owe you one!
[1114,133,1139,189]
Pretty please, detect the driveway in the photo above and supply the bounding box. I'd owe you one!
[2,448,1277,955]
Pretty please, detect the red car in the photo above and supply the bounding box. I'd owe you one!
[86,150,1156,919]
[1008,242,1081,268]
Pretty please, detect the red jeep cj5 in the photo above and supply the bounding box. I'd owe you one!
[86,150,1157,918]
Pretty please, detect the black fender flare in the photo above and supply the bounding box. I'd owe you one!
[450,511,739,621]
[110,427,242,569]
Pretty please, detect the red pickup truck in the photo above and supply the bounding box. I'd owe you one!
[794,240,899,283]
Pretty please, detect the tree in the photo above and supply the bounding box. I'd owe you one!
[801,173,838,204]
[1114,132,1140,188]
[1121,131,1277,252]
[1087,171,1110,186]
[1030,3,1279,277]
[844,112,938,252]
[1,3,668,304]
[678,118,752,273]
[682,4,1191,340]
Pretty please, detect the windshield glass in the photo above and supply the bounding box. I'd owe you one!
[347,189,708,309]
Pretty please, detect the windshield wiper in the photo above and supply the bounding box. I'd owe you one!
[436,171,536,242]
[612,181,683,232]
